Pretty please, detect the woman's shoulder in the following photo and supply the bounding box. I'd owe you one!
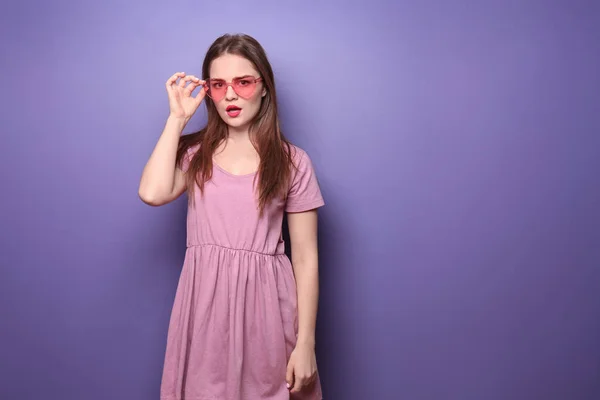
[178,136,202,172]
[283,143,325,211]
[187,142,201,155]
[286,143,322,181]
[179,132,203,155]
[287,143,310,166]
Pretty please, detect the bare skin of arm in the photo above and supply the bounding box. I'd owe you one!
[286,209,321,393]
[138,72,206,206]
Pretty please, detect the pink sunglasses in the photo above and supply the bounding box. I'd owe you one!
[203,76,263,102]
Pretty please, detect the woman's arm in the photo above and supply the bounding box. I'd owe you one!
[286,208,320,393]
[288,208,320,346]
[138,115,189,206]
[138,72,205,206]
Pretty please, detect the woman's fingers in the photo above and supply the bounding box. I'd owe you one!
[183,75,203,93]
[178,74,194,88]
[165,72,185,90]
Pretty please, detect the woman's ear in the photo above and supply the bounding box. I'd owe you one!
[262,87,267,97]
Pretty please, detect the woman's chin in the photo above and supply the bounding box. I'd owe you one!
[225,118,248,127]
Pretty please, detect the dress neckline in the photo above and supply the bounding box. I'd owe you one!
[212,159,258,178]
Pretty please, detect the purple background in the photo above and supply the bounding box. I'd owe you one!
[2,1,599,399]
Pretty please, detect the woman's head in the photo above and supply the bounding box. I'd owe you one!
[201,34,277,134]
[178,33,294,214]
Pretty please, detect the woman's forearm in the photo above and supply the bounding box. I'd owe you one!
[293,255,320,347]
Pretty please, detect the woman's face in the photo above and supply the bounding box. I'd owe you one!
[207,53,266,130]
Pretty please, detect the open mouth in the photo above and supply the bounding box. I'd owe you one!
[226,105,242,117]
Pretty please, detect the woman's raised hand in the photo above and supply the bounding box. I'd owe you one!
[165,72,206,120]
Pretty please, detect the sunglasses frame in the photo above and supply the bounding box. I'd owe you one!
[203,76,263,101]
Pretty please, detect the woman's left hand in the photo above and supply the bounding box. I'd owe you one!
[286,343,318,394]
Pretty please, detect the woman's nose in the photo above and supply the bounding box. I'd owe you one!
[225,84,238,100]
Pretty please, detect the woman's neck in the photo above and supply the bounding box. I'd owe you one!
[226,124,252,144]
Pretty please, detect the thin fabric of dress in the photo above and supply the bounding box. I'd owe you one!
[160,143,325,400]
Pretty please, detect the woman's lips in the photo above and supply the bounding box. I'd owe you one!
[226,105,242,118]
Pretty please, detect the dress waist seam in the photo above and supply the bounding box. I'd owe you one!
[186,242,284,257]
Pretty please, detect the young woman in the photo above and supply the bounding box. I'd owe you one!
[138,33,325,400]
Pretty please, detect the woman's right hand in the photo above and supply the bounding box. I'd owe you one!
[165,72,206,120]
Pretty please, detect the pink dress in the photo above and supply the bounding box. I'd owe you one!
[160,144,325,400]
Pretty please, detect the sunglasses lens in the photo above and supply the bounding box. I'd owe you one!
[233,78,257,98]
[206,80,225,101]
[205,78,259,101]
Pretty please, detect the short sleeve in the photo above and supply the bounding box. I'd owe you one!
[285,149,325,213]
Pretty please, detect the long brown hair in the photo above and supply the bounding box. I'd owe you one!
[176,33,295,214]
